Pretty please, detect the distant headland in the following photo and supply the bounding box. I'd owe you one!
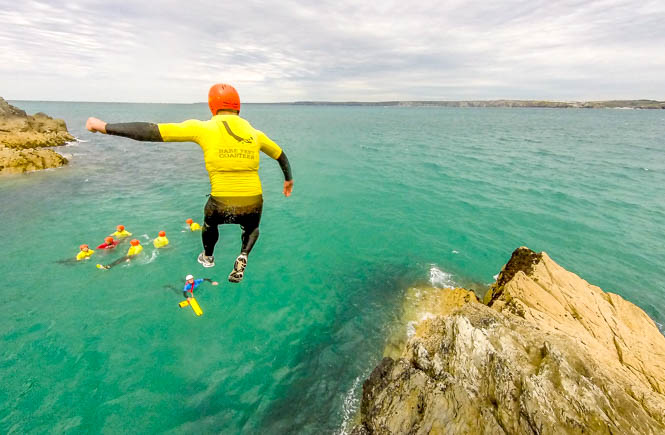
[293,99,665,109]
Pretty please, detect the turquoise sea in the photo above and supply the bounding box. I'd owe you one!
[1,102,664,433]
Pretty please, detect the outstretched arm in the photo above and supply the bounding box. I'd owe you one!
[86,117,201,142]
[86,117,163,141]
[97,255,129,269]
[203,278,219,285]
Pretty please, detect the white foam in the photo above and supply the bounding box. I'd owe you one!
[143,250,158,265]
[406,321,417,338]
[429,266,455,289]
[337,376,362,435]
[493,274,499,280]
[452,250,459,254]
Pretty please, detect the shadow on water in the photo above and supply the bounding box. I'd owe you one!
[255,263,422,434]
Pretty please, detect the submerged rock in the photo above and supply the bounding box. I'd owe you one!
[353,247,665,434]
[0,97,74,174]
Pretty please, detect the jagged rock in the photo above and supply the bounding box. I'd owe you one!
[0,97,73,173]
[0,97,27,117]
[354,248,665,434]
[384,287,478,359]
[0,145,68,174]
[486,247,665,394]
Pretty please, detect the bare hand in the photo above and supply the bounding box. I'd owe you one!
[86,117,107,133]
[283,180,294,197]
[212,281,219,286]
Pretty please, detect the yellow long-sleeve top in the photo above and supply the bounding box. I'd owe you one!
[153,236,169,248]
[76,249,94,261]
[111,230,132,238]
[127,245,143,256]
[158,115,283,196]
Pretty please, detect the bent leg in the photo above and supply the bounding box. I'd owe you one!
[202,198,220,256]
[227,197,262,283]
[238,203,263,255]
[107,255,129,268]
[202,221,219,256]
[240,224,260,255]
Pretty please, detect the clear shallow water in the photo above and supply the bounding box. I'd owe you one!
[1,102,664,433]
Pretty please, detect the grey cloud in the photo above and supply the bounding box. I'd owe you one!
[0,0,663,101]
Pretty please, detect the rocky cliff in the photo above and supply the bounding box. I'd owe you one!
[353,247,665,434]
[0,97,74,174]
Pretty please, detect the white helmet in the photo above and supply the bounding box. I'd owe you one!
[185,274,194,281]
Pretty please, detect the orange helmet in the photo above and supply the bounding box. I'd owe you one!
[186,218,193,225]
[117,225,125,231]
[80,244,88,250]
[158,231,166,237]
[208,83,240,114]
[105,236,114,244]
[130,239,140,246]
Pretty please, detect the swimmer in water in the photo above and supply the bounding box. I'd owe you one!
[86,83,293,283]
[111,225,132,238]
[76,244,94,261]
[97,236,119,250]
[183,274,218,300]
[153,231,169,248]
[96,239,143,270]
[186,219,201,231]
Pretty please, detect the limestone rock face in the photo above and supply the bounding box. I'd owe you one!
[0,97,27,117]
[0,97,73,173]
[354,247,665,434]
[383,287,478,359]
[0,145,68,174]
[485,247,665,395]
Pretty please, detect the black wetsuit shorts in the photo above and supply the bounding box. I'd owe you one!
[202,195,263,256]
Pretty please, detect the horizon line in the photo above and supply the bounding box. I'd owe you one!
[7,98,665,105]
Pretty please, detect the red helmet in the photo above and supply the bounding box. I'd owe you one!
[130,239,140,246]
[158,231,166,237]
[186,218,193,225]
[80,244,89,250]
[208,84,240,115]
[117,225,125,231]
[105,236,114,244]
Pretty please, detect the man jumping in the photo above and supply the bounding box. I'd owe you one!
[86,84,293,282]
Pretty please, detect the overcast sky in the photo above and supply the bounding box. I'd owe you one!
[1,0,664,102]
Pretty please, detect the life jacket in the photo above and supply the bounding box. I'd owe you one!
[127,245,143,256]
[76,250,94,261]
[97,241,118,249]
[153,236,169,248]
[185,281,196,294]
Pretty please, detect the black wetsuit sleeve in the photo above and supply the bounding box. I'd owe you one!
[106,122,164,142]
[277,151,293,181]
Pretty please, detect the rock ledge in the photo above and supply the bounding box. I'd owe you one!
[0,97,73,174]
[353,247,665,434]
